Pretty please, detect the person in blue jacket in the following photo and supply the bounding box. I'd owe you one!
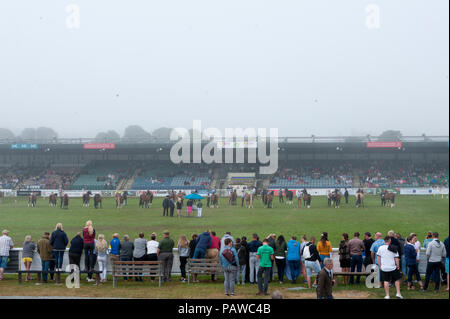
[404,235,423,290]
[287,236,301,283]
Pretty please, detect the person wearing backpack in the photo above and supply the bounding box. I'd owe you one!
[302,236,321,288]
[220,238,239,296]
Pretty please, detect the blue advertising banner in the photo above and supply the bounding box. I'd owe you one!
[10,144,38,150]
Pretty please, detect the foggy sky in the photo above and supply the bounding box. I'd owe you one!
[0,0,448,138]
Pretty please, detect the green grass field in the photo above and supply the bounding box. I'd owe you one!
[0,195,448,248]
[0,195,448,299]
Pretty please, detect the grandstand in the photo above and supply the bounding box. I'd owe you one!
[0,136,448,193]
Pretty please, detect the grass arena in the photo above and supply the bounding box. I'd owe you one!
[0,194,448,299]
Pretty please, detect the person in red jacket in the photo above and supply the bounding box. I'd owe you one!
[83,220,96,282]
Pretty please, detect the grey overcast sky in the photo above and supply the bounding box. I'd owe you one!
[0,0,448,138]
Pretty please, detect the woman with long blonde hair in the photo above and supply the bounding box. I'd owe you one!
[83,220,96,282]
[96,234,108,283]
[178,234,190,282]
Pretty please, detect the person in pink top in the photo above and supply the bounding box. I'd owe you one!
[207,231,221,281]
[83,220,96,282]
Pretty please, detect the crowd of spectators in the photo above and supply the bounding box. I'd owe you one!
[1,225,448,299]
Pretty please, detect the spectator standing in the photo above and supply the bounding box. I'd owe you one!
[410,233,422,278]
[256,239,274,296]
[189,234,198,259]
[423,232,433,249]
[287,236,301,283]
[317,258,336,299]
[348,232,365,284]
[303,236,321,288]
[83,221,96,282]
[220,238,239,296]
[274,235,287,284]
[178,234,190,282]
[377,236,403,299]
[241,236,250,284]
[404,235,423,290]
[220,232,235,253]
[300,235,308,281]
[338,233,351,284]
[267,234,276,281]
[395,233,406,275]
[317,232,332,269]
[133,232,147,282]
[96,234,108,283]
[109,233,120,275]
[235,238,247,285]
[363,232,374,267]
[37,232,52,284]
[119,234,134,281]
[69,232,84,269]
[22,235,36,281]
[50,223,69,271]
[444,236,449,292]
[370,232,385,288]
[146,233,159,282]
[248,234,262,284]
[197,200,203,217]
[423,232,446,292]
[192,231,211,283]
[208,231,221,282]
[158,231,175,282]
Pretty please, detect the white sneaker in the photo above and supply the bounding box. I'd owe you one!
[396,294,403,299]
[384,296,390,299]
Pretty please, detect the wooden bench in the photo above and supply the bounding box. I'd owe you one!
[18,270,101,285]
[112,261,163,288]
[187,258,223,284]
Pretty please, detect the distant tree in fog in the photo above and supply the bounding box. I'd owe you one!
[152,127,172,142]
[0,128,15,140]
[95,130,120,142]
[19,127,58,141]
[378,130,402,141]
[122,125,152,141]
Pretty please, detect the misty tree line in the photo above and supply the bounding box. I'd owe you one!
[0,126,173,142]
[0,127,406,142]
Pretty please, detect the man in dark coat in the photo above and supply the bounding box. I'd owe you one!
[317,258,336,299]
[162,195,170,216]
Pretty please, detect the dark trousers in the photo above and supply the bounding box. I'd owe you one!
[158,252,174,281]
[407,263,422,285]
[170,207,174,217]
[163,207,169,216]
[257,267,271,293]
[84,243,96,278]
[345,196,348,204]
[350,255,363,284]
[275,258,286,282]
[53,250,65,269]
[133,256,146,281]
[241,197,245,207]
[120,256,131,280]
[146,253,158,280]
[180,256,188,279]
[69,253,81,269]
[424,261,442,291]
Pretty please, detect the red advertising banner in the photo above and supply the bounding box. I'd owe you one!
[83,143,116,149]
[366,141,402,148]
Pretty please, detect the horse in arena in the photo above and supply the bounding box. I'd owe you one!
[356,190,365,208]
[302,190,309,207]
[139,192,150,208]
[28,193,37,207]
[266,191,274,208]
[261,190,268,206]
[210,193,219,208]
[62,194,69,209]
[304,193,312,208]
[385,191,396,208]
[115,192,123,209]
[333,189,341,208]
[176,191,184,205]
[228,190,237,205]
[48,193,57,207]
[285,189,294,205]
[82,191,91,207]
[94,193,102,209]
[245,192,254,208]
